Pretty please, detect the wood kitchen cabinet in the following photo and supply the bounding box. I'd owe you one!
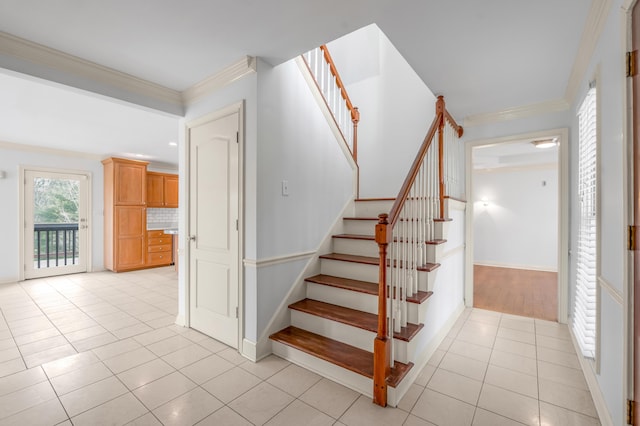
[147,230,173,266]
[146,172,178,208]
[103,157,148,272]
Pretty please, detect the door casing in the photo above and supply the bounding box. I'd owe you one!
[464,128,570,324]
[19,166,92,280]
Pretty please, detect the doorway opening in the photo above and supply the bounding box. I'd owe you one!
[21,167,91,279]
[465,130,569,322]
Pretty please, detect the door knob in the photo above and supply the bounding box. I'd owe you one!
[189,235,196,241]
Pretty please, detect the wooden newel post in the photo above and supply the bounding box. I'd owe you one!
[352,107,360,163]
[373,213,390,407]
[436,96,446,218]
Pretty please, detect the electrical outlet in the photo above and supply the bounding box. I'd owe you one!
[282,180,289,196]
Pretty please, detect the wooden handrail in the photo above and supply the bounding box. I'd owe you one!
[320,45,359,122]
[386,113,442,232]
[302,45,361,195]
[320,45,361,164]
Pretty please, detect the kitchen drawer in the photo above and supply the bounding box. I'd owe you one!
[147,251,171,265]
[148,244,172,253]
[147,230,166,238]
[148,237,170,246]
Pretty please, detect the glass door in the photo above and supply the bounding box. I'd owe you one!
[24,169,89,279]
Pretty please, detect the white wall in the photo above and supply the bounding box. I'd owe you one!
[328,25,437,198]
[0,148,104,283]
[179,57,354,347]
[473,166,558,271]
[253,58,353,341]
[567,1,626,424]
[179,71,258,334]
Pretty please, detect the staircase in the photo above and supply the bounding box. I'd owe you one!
[270,197,452,405]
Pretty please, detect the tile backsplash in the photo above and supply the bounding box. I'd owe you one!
[147,208,178,225]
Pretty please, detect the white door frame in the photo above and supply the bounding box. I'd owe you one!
[183,101,244,350]
[464,127,570,323]
[623,0,638,413]
[18,165,93,281]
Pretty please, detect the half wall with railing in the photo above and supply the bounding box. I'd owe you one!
[301,45,360,195]
[373,96,464,406]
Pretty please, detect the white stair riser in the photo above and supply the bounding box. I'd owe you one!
[290,310,410,364]
[333,238,378,258]
[271,341,373,398]
[306,282,378,315]
[321,259,379,282]
[291,310,373,352]
[354,200,394,217]
[306,281,431,324]
[321,259,436,293]
[435,221,449,240]
[420,268,436,292]
[426,244,444,264]
[343,220,377,236]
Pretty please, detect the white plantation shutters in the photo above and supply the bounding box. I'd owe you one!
[572,86,597,358]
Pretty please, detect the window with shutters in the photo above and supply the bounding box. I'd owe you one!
[572,85,598,358]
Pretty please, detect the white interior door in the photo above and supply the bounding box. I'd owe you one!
[189,111,239,348]
[24,169,89,279]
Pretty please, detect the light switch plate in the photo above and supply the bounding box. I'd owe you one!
[282,180,289,196]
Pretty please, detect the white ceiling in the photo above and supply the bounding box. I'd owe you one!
[0,0,594,166]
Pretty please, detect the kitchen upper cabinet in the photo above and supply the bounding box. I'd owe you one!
[164,175,178,207]
[146,172,178,208]
[113,161,147,205]
[103,157,148,272]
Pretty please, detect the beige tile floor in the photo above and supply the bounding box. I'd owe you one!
[0,268,600,425]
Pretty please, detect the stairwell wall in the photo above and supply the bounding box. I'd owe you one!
[253,58,354,346]
[327,24,437,198]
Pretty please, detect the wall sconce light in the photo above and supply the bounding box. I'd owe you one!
[481,197,489,207]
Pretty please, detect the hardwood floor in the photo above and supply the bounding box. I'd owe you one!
[473,264,557,321]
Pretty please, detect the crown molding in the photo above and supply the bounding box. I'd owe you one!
[0,139,103,160]
[0,31,182,106]
[463,98,569,127]
[564,0,613,104]
[181,56,257,106]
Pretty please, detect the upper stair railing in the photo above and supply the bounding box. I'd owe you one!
[373,96,463,406]
[302,45,361,195]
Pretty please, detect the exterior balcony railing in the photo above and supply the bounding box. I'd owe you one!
[34,223,79,268]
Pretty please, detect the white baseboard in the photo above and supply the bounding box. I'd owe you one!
[242,338,258,362]
[568,325,613,426]
[474,261,557,273]
[174,315,186,327]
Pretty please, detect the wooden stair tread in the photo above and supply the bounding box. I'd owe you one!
[407,290,434,304]
[332,234,447,245]
[320,252,440,272]
[333,234,375,241]
[306,274,377,295]
[290,299,423,342]
[269,326,412,387]
[305,274,433,305]
[320,253,379,265]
